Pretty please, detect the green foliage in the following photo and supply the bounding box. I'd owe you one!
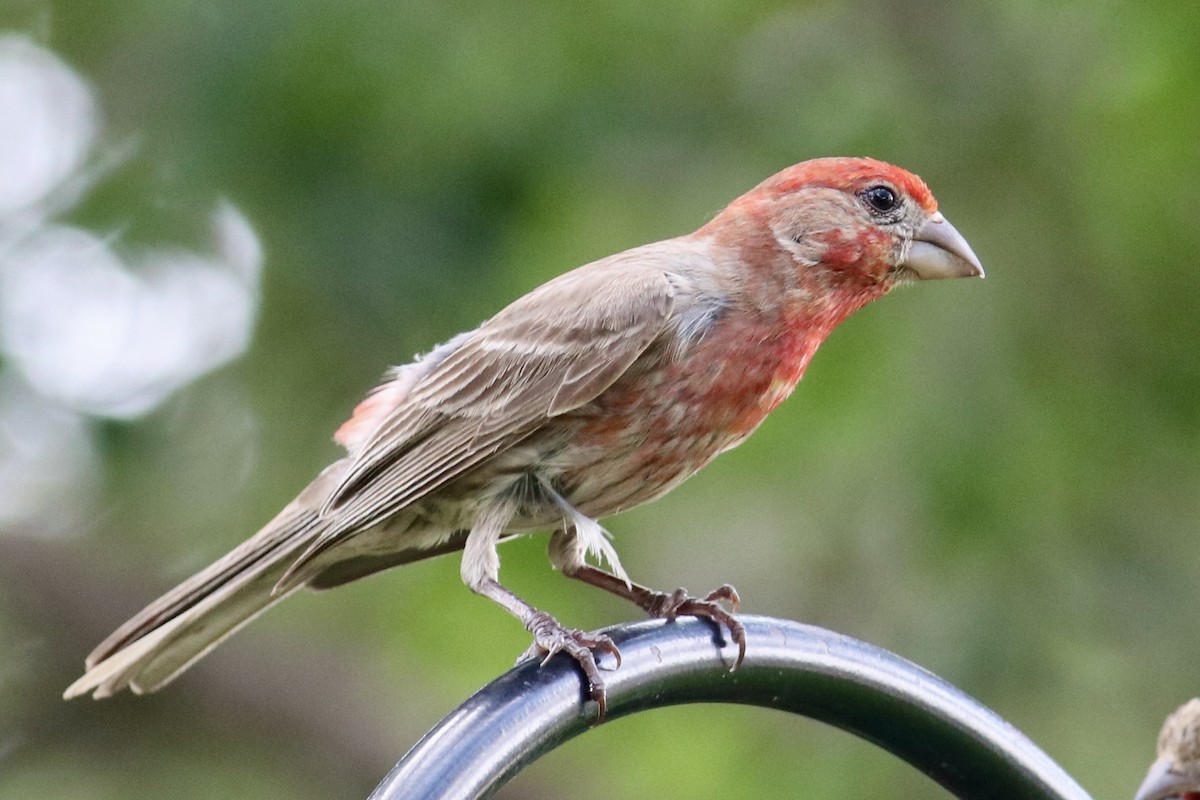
[3,0,1195,797]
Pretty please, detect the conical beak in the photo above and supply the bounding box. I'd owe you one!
[902,212,985,280]
[1133,758,1193,800]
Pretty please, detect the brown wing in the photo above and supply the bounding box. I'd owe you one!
[308,258,676,550]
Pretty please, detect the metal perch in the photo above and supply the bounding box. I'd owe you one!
[369,615,1094,800]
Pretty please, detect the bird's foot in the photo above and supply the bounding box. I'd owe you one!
[642,584,746,670]
[518,609,622,720]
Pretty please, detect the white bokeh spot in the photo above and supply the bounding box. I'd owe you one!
[0,36,264,532]
[0,34,97,221]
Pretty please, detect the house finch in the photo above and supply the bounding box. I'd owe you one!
[64,157,982,716]
[1135,699,1200,800]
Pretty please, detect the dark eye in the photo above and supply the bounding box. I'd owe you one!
[862,185,899,214]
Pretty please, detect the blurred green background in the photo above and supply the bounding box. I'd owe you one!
[0,0,1196,797]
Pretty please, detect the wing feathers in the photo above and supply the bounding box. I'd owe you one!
[323,263,676,528]
[275,261,679,588]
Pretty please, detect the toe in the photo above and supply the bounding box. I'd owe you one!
[703,584,741,611]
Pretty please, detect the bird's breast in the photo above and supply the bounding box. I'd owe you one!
[648,313,819,446]
[558,311,825,515]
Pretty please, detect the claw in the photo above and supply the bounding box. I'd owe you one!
[645,584,746,671]
[522,610,622,721]
[704,583,740,613]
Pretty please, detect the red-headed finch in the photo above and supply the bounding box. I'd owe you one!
[64,157,983,716]
[1136,699,1200,800]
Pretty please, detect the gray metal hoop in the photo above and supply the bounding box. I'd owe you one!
[369,615,1093,800]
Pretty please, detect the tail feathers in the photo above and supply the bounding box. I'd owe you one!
[64,509,322,700]
[272,527,342,596]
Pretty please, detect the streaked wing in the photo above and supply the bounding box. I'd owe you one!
[320,259,677,535]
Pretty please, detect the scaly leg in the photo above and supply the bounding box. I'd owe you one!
[548,528,747,669]
[461,507,620,717]
[469,576,620,719]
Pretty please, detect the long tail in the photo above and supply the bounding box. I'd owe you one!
[62,465,345,700]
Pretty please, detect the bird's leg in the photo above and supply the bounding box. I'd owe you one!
[548,528,747,669]
[462,510,620,718]
[470,577,620,718]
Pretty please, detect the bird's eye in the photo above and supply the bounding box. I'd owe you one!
[862,185,899,214]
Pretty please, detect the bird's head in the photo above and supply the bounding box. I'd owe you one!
[705,157,983,304]
[1135,699,1200,800]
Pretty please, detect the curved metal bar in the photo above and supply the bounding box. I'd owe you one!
[369,615,1094,800]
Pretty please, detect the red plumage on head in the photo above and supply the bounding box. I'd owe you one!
[747,157,938,213]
